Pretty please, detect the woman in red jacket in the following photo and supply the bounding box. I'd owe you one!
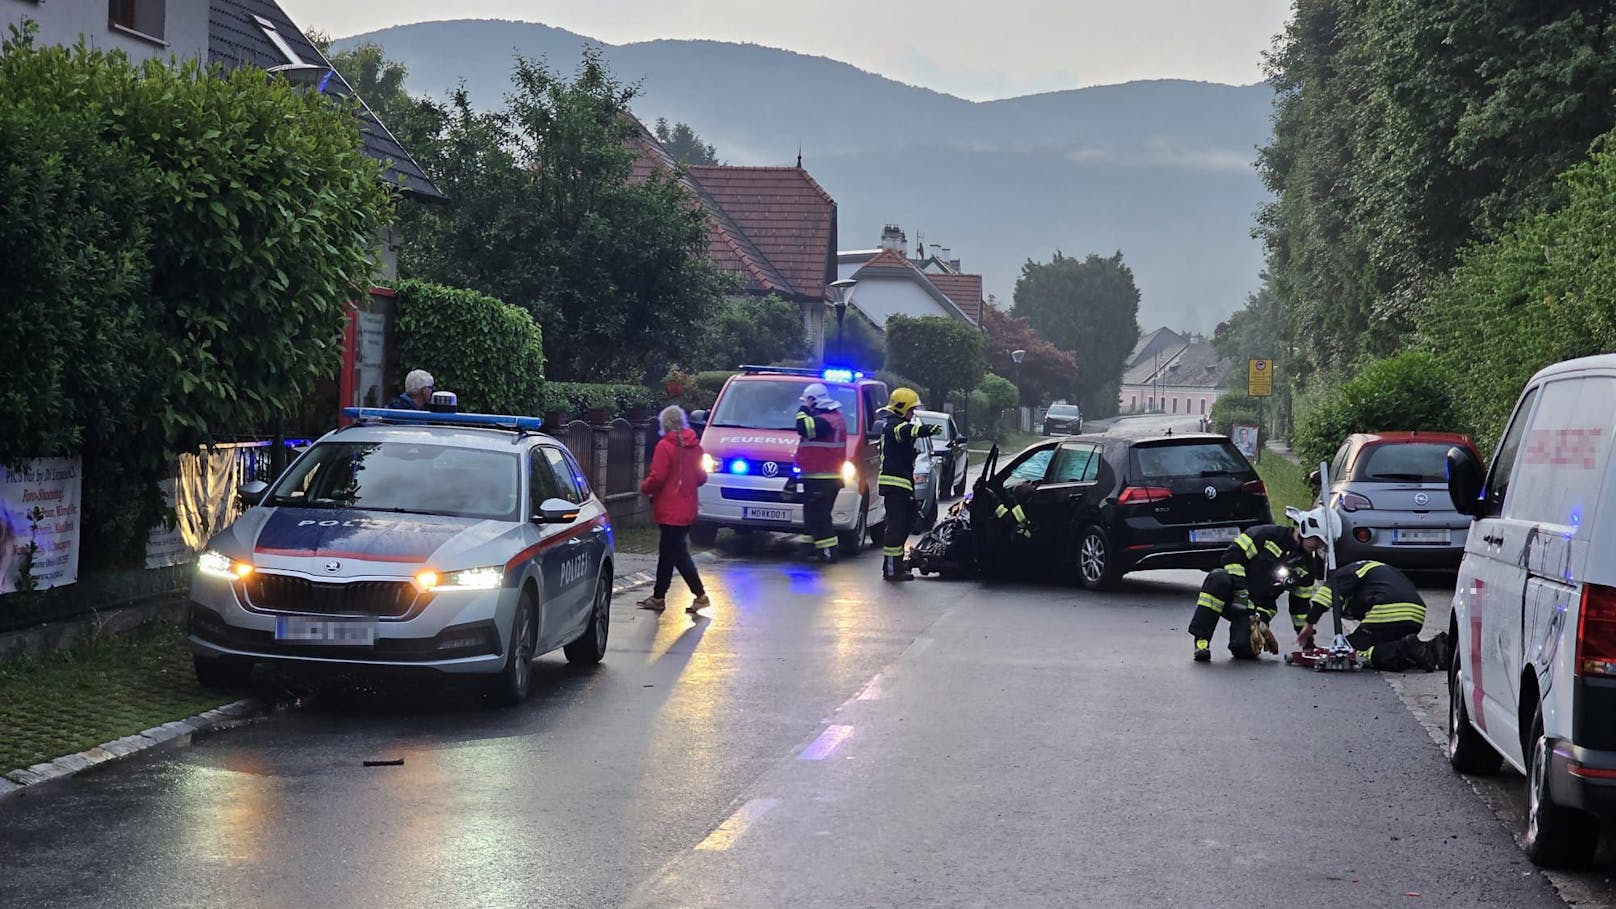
[637,405,710,615]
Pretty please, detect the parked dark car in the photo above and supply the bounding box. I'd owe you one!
[915,409,969,498]
[1311,431,1480,570]
[1042,403,1084,436]
[984,432,1272,588]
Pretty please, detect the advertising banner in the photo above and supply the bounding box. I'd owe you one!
[1,458,82,594]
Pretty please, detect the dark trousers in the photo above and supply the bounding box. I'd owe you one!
[654,524,704,598]
[882,488,913,558]
[802,478,841,551]
[1346,621,1429,671]
[1189,568,1287,657]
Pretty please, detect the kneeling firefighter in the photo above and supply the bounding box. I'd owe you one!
[793,383,848,563]
[877,387,942,581]
[1188,507,1328,662]
[1296,560,1448,672]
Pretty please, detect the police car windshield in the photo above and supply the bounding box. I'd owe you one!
[710,379,859,430]
[265,441,522,521]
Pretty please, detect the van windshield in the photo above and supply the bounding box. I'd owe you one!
[710,379,859,430]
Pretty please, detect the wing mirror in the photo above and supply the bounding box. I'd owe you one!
[1446,447,1486,518]
[1306,469,1321,489]
[533,497,581,524]
[238,480,269,507]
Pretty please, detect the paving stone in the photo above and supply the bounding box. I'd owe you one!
[79,748,116,767]
[52,754,92,774]
[100,735,149,758]
[23,762,69,782]
[0,777,21,797]
[138,725,181,745]
[6,769,48,786]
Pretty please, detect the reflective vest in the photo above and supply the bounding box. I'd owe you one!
[794,407,847,479]
[878,415,935,492]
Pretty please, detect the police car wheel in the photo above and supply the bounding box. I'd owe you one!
[564,571,611,665]
[491,592,537,706]
[193,654,254,689]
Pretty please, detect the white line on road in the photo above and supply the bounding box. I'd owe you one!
[857,672,886,701]
[798,724,855,761]
[694,797,781,851]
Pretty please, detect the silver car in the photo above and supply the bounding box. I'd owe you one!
[1314,431,1480,571]
[915,409,970,498]
[187,409,615,705]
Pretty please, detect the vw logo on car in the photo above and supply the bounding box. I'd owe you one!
[1205,486,1218,500]
[761,461,779,478]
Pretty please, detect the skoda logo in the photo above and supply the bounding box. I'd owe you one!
[761,461,780,478]
[1205,486,1218,500]
[1415,492,1430,507]
[323,560,341,573]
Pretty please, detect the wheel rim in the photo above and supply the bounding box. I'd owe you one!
[1528,734,1549,844]
[512,605,533,695]
[593,578,610,651]
[1081,532,1106,583]
[1447,676,1462,757]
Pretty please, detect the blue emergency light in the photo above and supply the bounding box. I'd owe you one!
[342,407,544,432]
[729,459,750,475]
[820,368,864,383]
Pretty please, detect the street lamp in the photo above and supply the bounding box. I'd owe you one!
[828,278,857,363]
[1011,349,1026,433]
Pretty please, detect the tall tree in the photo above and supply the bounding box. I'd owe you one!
[321,40,443,156]
[654,117,719,165]
[980,303,1077,405]
[1009,251,1140,415]
[883,316,986,407]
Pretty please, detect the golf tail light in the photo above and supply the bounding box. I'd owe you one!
[841,460,858,487]
[1242,480,1268,496]
[1117,485,1172,505]
[1577,583,1616,677]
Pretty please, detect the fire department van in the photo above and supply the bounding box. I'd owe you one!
[689,367,888,549]
[1446,354,1616,867]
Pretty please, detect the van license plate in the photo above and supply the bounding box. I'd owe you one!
[1191,527,1240,543]
[275,617,377,645]
[1395,529,1450,544]
[743,506,792,523]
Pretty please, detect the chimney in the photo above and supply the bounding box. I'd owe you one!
[880,224,907,255]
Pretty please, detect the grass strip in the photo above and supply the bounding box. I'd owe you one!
[0,619,235,773]
[1255,444,1315,520]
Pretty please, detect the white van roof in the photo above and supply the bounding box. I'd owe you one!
[1533,354,1616,382]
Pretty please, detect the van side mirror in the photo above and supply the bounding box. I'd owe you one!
[239,480,269,507]
[1446,447,1485,518]
[533,497,581,524]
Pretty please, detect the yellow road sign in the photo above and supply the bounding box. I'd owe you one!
[1248,359,1273,397]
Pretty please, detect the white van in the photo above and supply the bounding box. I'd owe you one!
[1446,354,1616,867]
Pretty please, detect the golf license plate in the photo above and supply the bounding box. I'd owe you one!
[274,616,377,646]
[743,506,793,523]
[1190,526,1240,543]
[1395,528,1450,544]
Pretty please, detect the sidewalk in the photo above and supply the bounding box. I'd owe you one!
[1266,439,1302,465]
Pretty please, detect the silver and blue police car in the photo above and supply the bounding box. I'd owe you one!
[187,404,614,705]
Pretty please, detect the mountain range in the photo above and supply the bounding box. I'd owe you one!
[332,19,1277,333]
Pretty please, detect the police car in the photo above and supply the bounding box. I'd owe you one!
[187,403,614,705]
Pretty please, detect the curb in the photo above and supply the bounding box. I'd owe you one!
[0,697,265,799]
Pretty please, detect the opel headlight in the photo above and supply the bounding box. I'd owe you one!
[701,453,716,473]
[841,460,858,487]
[420,566,504,591]
[198,549,253,580]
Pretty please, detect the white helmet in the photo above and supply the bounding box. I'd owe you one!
[1285,505,1342,543]
[801,382,840,409]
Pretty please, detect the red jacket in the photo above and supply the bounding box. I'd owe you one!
[640,428,707,526]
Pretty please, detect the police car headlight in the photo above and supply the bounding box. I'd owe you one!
[199,549,253,580]
[701,453,716,474]
[429,566,504,590]
[841,461,858,487]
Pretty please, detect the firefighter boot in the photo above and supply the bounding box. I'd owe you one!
[883,556,914,582]
[1193,639,1211,663]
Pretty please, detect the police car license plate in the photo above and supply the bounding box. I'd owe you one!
[1395,529,1450,544]
[274,616,377,646]
[1191,527,1240,543]
[743,506,792,523]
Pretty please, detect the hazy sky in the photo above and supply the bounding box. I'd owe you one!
[280,0,1293,100]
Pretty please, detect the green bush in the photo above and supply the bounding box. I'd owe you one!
[395,280,545,415]
[1291,352,1464,469]
[544,382,657,419]
[680,371,736,411]
[1209,391,1261,436]
[873,370,921,398]
[688,295,807,370]
[976,373,1019,412]
[884,315,987,404]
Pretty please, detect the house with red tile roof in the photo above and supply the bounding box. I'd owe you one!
[835,225,984,330]
[628,128,838,358]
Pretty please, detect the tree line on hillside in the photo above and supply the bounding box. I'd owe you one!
[1238,1,1616,460]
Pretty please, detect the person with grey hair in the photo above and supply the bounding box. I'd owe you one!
[637,405,711,615]
[388,370,436,410]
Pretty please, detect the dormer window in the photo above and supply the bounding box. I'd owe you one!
[255,14,306,67]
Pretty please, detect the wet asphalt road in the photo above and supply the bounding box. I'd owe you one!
[0,539,1587,909]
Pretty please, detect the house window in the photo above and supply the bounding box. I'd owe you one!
[109,0,165,41]
[1147,396,1154,411]
[1200,399,1207,415]
[1129,395,1137,412]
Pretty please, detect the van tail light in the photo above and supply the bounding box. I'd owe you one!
[1117,485,1173,505]
[1242,480,1267,496]
[1337,492,1373,512]
[1577,583,1616,677]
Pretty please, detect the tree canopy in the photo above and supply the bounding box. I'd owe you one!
[654,117,719,165]
[1009,251,1140,414]
[883,316,987,406]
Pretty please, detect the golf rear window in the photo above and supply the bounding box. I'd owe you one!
[1132,441,1249,479]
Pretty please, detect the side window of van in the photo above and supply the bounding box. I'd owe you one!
[1482,385,1539,517]
[862,384,887,433]
[1507,378,1616,525]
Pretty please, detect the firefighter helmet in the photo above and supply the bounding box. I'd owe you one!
[888,387,922,417]
[801,383,840,410]
[1286,505,1342,543]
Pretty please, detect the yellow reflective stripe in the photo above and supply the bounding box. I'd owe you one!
[1313,585,1334,606]
[995,505,1009,517]
[1011,505,1028,524]
[1355,561,1384,579]
[815,538,838,549]
[1225,563,1248,578]
[1361,603,1425,624]
[882,546,905,556]
[797,413,816,439]
[1197,593,1225,614]
[1359,647,1374,663]
[1264,540,1284,558]
[1235,534,1257,557]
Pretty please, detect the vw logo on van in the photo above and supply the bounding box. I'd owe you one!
[761,462,780,478]
[1205,486,1218,500]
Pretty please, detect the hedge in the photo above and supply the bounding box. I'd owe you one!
[544,382,658,418]
[394,279,545,415]
[1291,352,1464,469]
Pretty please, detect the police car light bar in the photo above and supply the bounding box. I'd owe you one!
[342,408,544,432]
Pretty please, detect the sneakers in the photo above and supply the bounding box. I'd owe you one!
[1193,640,1211,663]
[687,595,710,615]
[636,596,666,612]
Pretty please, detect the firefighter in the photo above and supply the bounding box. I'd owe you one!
[877,387,942,581]
[1189,506,1329,662]
[793,383,848,563]
[1296,560,1448,672]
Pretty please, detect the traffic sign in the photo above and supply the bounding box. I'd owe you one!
[1248,359,1273,397]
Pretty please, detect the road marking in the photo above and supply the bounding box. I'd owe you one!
[799,724,855,760]
[694,798,780,851]
[857,672,886,701]
[906,636,933,658]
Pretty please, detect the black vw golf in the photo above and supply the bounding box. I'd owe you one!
[983,432,1272,589]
